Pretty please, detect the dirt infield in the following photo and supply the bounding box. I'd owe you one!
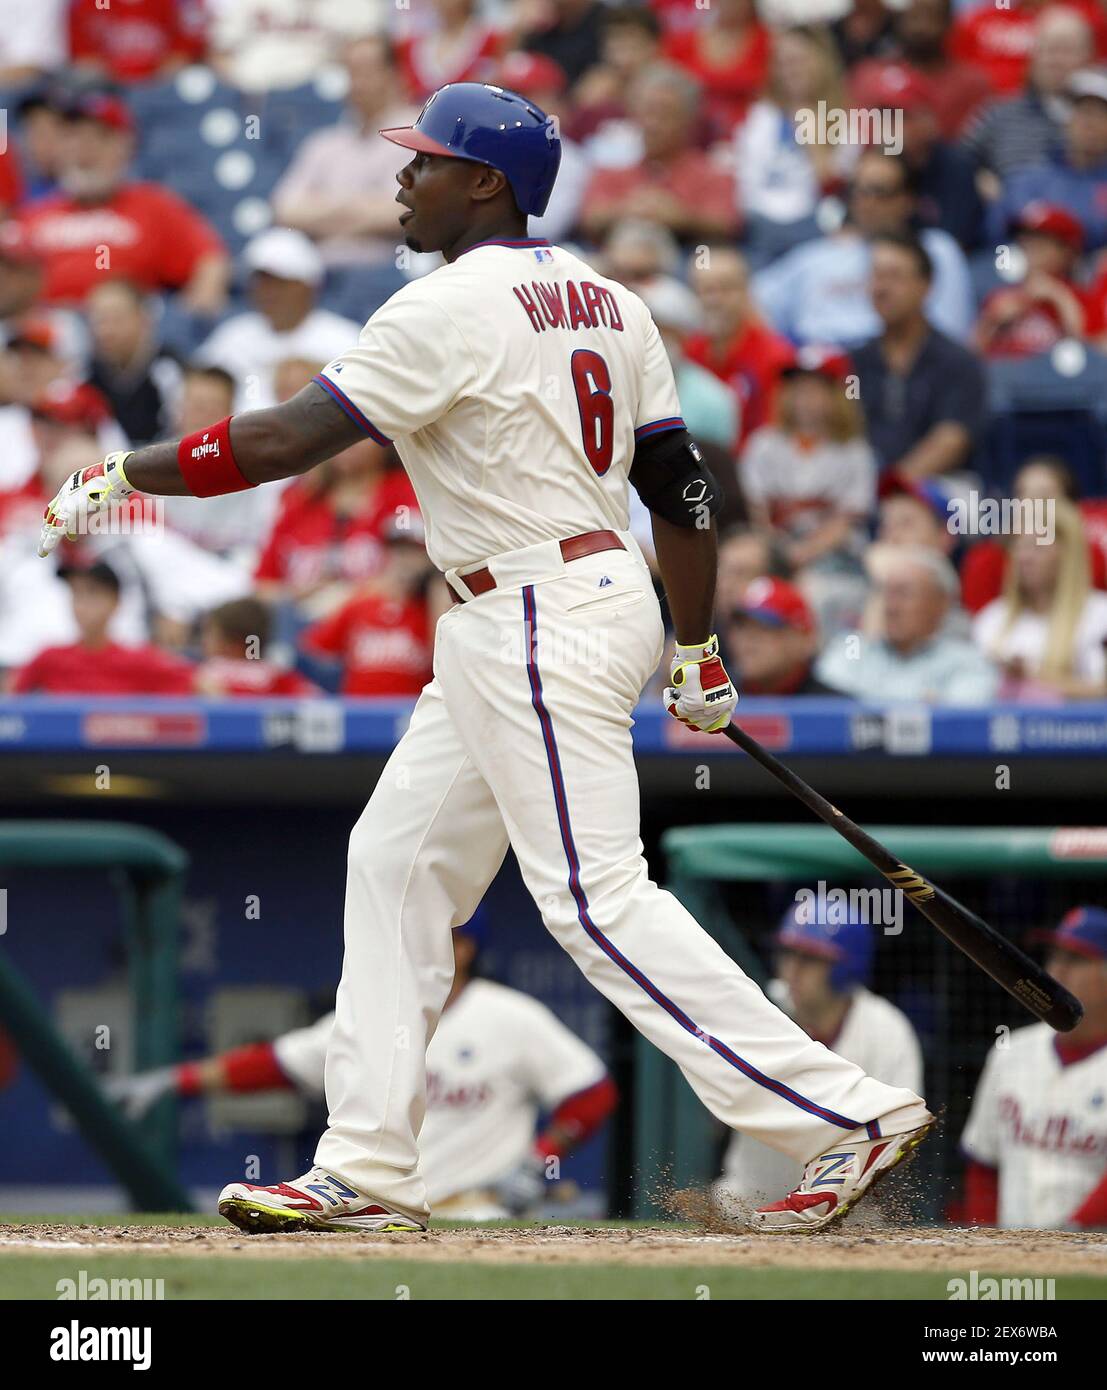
[1,1222,1105,1277]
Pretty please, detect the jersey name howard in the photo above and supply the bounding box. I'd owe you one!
[513,279,625,334]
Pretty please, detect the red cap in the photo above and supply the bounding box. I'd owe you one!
[31,382,112,432]
[864,64,932,112]
[1012,201,1084,252]
[731,577,815,634]
[65,92,134,135]
[497,51,568,97]
[781,343,852,384]
[7,314,58,353]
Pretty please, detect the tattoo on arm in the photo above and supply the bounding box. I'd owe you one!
[124,382,367,495]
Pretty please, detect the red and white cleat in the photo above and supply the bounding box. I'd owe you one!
[749,1117,935,1233]
[218,1167,426,1234]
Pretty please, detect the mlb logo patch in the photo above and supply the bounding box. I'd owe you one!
[533,248,554,264]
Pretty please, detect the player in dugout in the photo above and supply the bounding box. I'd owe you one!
[39,82,933,1235]
[105,915,616,1219]
[715,904,923,1211]
[961,906,1107,1231]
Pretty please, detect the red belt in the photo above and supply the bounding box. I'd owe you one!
[449,530,626,603]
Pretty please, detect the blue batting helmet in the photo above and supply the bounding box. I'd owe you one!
[775,901,873,993]
[380,82,562,217]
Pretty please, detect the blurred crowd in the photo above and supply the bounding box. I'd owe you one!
[2,0,1107,704]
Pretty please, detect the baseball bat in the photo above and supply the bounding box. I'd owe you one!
[720,720,1083,1032]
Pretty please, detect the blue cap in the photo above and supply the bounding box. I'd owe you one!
[380,82,561,217]
[775,900,874,992]
[1032,906,1107,961]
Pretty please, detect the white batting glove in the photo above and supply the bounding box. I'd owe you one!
[38,451,137,557]
[664,635,738,733]
[102,1067,178,1121]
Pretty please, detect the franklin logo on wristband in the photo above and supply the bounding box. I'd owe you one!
[178,416,254,496]
[192,434,222,460]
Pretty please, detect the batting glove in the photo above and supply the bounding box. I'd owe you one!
[492,1154,548,1216]
[38,451,137,558]
[664,635,738,733]
[102,1067,177,1121]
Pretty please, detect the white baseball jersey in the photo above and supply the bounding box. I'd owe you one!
[314,238,683,572]
[961,1025,1107,1229]
[273,979,606,1206]
[718,986,923,1200]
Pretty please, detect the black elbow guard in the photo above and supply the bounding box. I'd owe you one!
[629,429,721,528]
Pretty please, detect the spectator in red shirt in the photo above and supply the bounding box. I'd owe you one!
[254,438,421,618]
[580,62,739,246]
[976,202,1090,357]
[194,598,321,698]
[685,245,793,446]
[850,0,994,142]
[951,0,1107,97]
[9,559,194,695]
[301,524,434,697]
[68,0,207,84]
[16,91,229,313]
[662,0,770,136]
[397,0,502,101]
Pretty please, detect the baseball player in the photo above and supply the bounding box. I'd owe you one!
[961,906,1107,1230]
[38,83,933,1234]
[106,918,616,1219]
[716,905,923,1207]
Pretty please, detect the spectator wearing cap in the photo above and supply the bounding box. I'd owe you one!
[67,0,207,84]
[661,0,771,137]
[514,0,607,89]
[15,92,229,314]
[817,546,999,704]
[85,279,183,446]
[579,63,739,246]
[210,0,382,93]
[960,456,1107,615]
[973,497,1107,701]
[686,245,793,446]
[197,230,359,411]
[300,519,433,697]
[850,0,993,142]
[397,0,502,101]
[194,598,321,698]
[752,149,974,348]
[868,64,984,251]
[959,6,1095,188]
[735,24,857,260]
[851,231,987,479]
[740,345,875,635]
[8,558,194,695]
[986,68,1107,252]
[975,202,1091,357]
[723,577,843,697]
[715,521,794,618]
[0,0,65,85]
[951,0,1107,98]
[272,34,418,274]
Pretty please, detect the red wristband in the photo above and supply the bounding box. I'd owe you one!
[177,416,253,497]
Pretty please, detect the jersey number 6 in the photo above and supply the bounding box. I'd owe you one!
[570,349,614,477]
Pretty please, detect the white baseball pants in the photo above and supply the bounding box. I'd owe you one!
[314,533,928,1220]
